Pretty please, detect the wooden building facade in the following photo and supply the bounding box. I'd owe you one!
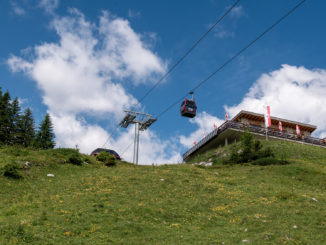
[232,110,316,137]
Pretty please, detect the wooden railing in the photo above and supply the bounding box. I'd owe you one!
[183,121,326,161]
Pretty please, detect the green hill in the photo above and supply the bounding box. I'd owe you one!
[1,141,326,244]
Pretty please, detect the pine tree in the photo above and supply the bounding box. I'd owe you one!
[10,97,22,145]
[35,113,55,149]
[21,108,36,147]
[0,91,12,144]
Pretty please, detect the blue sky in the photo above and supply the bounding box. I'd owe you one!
[1,0,326,164]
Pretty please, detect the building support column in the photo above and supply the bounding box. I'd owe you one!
[225,137,228,146]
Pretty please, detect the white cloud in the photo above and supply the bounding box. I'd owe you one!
[212,24,235,39]
[10,1,26,16]
[179,112,224,148]
[127,9,141,19]
[52,113,182,164]
[39,0,59,14]
[212,5,245,39]
[230,5,246,19]
[7,9,177,164]
[225,65,326,137]
[112,128,182,165]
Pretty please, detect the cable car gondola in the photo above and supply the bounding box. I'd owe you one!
[180,92,197,118]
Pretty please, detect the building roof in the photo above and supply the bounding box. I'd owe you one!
[231,110,317,133]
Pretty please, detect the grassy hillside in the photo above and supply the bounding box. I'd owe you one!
[1,141,326,244]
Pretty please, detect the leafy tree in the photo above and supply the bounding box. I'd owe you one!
[20,108,36,147]
[35,113,55,149]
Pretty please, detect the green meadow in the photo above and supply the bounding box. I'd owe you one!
[1,140,326,244]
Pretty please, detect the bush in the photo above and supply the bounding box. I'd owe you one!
[228,144,241,164]
[3,162,23,179]
[83,155,96,164]
[68,153,83,165]
[96,151,116,167]
[225,130,287,165]
[259,146,275,158]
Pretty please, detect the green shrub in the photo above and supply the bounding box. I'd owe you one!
[225,129,283,165]
[96,152,116,167]
[228,144,241,164]
[3,162,23,179]
[68,153,83,165]
[83,155,96,164]
[254,140,262,152]
[240,129,254,162]
[259,147,275,158]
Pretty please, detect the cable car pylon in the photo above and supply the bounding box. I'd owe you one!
[119,110,157,164]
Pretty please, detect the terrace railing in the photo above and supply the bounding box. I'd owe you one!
[183,121,326,161]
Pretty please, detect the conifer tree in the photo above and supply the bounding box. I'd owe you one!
[20,108,36,147]
[0,91,12,144]
[10,97,22,145]
[35,113,55,149]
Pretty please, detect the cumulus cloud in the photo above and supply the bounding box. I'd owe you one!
[112,128,182,164]
[52,114,182,164]
[225,65,326,137]
[179,112,225,148]
[179,65,326,151]
[7,9,174,164]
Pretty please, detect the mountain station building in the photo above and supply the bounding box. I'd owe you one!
[183,110,326,162]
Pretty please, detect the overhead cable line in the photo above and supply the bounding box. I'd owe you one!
[131,0,241,109]
[101,0,241,150]
[155,0,307,119]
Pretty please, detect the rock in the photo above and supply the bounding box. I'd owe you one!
[312,197,318,202]
[24,162,31,169]
[205,162,213,167]
[47,174,55,177]
[293,225,297,229]
[160,179,164,181]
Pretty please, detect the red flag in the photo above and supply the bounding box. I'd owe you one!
[194,140,196,145]
[203,131,206,138]
[214,123,217,129]
[265,106,271,128]
[296,125,300,136]
[225,113,228,121]
[278,121,282,132]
